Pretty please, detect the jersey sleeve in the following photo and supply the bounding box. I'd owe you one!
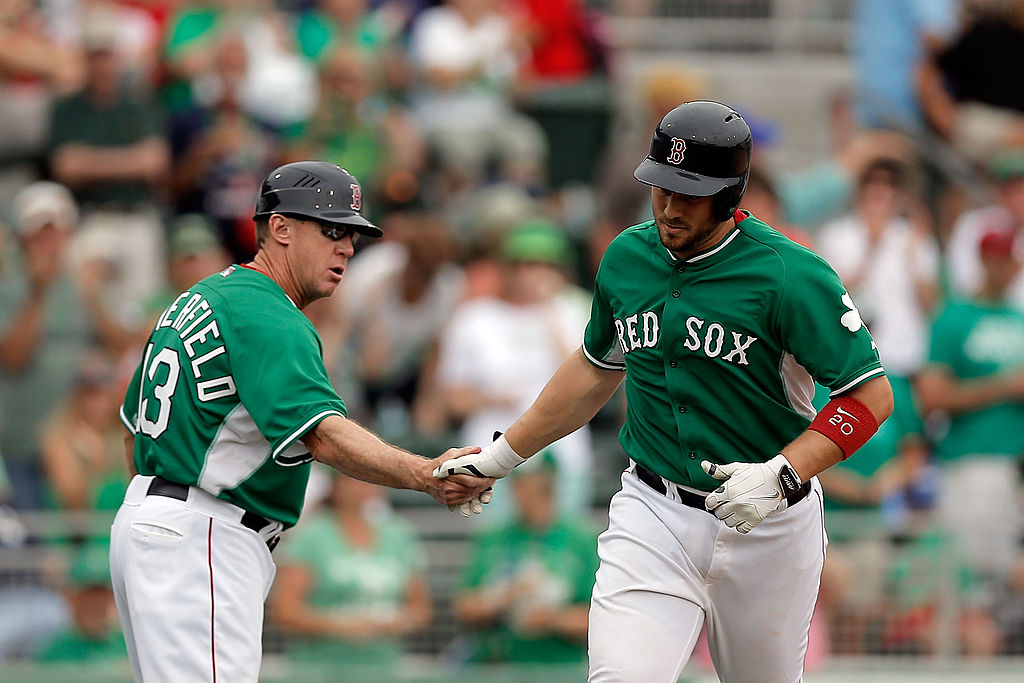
[225,305,347,463]
[119,356,144,434]
[582,270,626,371]
[777,250,884,396]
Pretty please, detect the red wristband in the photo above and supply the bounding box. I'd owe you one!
[808,395,879,460]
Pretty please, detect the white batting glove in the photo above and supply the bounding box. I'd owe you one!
[432,434,526,480]
[448,488,494,518]
[701,454,802,534]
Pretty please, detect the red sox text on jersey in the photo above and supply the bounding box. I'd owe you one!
[614,311,758,366]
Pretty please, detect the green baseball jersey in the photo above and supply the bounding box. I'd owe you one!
[119,265,347,527]
[583,213,884,491]
[926,299,1024,461]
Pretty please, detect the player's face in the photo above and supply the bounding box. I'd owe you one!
[651,187,729,258]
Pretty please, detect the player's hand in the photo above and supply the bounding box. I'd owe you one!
[432,433,526,480]
[447,487,493,518]
[427,446,495,513]
[701,454,802,534]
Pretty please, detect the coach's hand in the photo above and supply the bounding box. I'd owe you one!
[701,454,802,534]
[427,446,495,516]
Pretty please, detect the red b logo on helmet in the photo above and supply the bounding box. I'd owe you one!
[350,183,362,211]
[667,138,687,165]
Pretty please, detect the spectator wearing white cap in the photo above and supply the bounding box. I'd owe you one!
[0,181,130,511]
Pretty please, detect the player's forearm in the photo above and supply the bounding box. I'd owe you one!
[304,415,429,493]
[505,348,623,458]
[783,375,893,482]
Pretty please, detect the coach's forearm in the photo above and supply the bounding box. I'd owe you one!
[505,348,623,458]
[304,415,428,492]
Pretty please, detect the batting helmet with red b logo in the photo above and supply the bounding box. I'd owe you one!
[634,101,752,222]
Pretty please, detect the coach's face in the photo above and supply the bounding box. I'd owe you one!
[651,187,728,259]
[279,215,356,305]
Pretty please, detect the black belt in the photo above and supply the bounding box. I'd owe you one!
[147,476,280,551]
[634,463,810,515]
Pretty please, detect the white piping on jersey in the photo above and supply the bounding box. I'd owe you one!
[271,409,344,461]
[687,229,740,262]
[664,228,741,263]
[829,367,885,397]
[582,344,626,371]
[779,352,817,421]
[119,404,137,435]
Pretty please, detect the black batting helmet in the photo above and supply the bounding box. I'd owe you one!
[253,161,382,237]
[634,100,752,221]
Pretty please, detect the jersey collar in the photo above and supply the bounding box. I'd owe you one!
[661,211,750,267]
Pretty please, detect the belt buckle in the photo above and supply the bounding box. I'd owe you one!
[267,534,280,552]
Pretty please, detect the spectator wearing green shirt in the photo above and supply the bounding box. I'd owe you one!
[452,452,598,668]
[917,225,1024,597]
[270,470,433,680]
[35,540,128,664]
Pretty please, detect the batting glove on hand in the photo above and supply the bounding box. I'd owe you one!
[433,433,526,480]
[448,488,494,518]
[701,454,802,534]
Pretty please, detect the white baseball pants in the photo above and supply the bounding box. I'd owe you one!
[110,475,278,682]
[588,465,826,683]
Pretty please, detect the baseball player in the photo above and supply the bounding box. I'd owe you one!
[436,101,894,682]
[110,161,493,682]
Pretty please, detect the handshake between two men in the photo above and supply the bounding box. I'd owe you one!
[434,433,806,534]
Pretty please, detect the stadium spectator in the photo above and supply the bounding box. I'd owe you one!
[161,0,316,126]
[48,10,170,318]
[40,351,127,520]
[168,30,280,261]
[283,46,427,212]
[434,219,594,519]
[916,226,1024,599]
[946,148,1024,310]
[851,0,958,132]
[817,157,940,398]
[141,213,232,325]
[740,168,814,249]
[452,452,597,669]
[407,0,547,193]
[0,0,82,209]
[34,540,127,665]
[336,209,465,437]
[918,1,1024,164]
[271,470,432,680]
[0,182,130,511]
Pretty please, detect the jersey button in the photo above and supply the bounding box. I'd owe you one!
[670,360,678,368]
[689,451,697,460]
[678,405,687,413]
[676,265,685,273]
[672,290,680,298]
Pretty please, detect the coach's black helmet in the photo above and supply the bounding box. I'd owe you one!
[634,100,752,221]
[253,161,382,237]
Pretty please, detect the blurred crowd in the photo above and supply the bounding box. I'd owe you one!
[1,0,1024,676]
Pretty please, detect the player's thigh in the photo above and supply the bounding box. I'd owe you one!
[588,474,712,682]
[589,587,703,683]
[705,489,826,683]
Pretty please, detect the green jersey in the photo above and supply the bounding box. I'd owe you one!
[583,213,884,491]
[119,266,346,527]
[926,299,1024,461]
